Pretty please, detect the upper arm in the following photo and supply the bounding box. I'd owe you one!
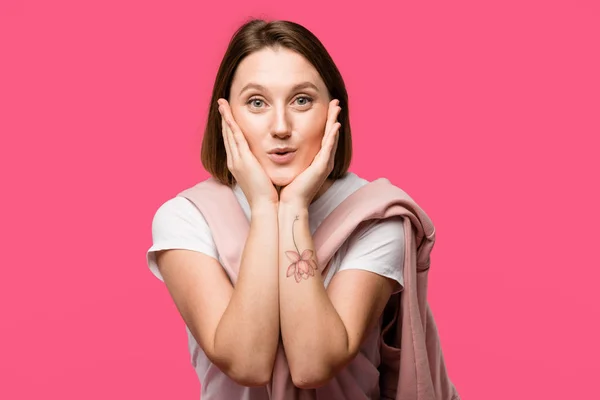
[156,249,233,363]
[326,269,396,357]
[148,197,233,365]
[325,217,406,356]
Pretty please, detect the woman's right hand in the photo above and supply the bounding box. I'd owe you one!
[217,98,279,210]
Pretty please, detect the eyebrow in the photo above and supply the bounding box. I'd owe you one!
[239,81,320,95]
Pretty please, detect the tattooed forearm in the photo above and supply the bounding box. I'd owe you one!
[285,215,318,283]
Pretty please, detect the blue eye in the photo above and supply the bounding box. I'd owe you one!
[247,98,264,108]
[295,96,313,106]
[246,96,313,109]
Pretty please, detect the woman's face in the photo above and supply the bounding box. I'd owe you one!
[228,47,331,187]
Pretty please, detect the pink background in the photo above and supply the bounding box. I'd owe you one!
[1,0,598,399]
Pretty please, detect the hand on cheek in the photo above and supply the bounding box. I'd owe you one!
[278,99,342,208]
[217,98,279,208]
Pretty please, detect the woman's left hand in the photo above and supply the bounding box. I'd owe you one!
[279,99,342,208]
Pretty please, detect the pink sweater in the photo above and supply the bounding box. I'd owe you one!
[178,176,460,400]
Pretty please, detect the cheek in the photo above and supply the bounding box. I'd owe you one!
[297,113,327,150]
[232,110,264,151]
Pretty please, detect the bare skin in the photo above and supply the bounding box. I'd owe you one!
[215,47,397,389]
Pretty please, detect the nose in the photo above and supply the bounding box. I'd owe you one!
[271,107,291,139]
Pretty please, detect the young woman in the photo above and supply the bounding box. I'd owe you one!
[147,19,406,399]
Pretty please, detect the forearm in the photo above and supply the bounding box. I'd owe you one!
[215,202,280,380]
[277,202,350,386]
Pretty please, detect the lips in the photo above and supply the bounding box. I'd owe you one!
[268,147,296,154]
[267,149,297,164]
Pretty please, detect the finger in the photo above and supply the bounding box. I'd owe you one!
[320,122,340,173]
[327,122,341,157]
[323,108,342,150]
[316,101,340,157]
[218,101,244,161]
[330,122,341,161]
[323,101,341,147]
[224,115,240,160]
[315,121,341,170]
[220,112,234,167]
[322,99,338,146]
[220,100,252,154]
[323,99,337,140]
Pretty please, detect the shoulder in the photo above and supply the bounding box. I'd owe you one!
[151,196,212,242]
[356,216,405,241]
[334,216,405,293]
[152,177,226,225]
[324,172,370,204]
[338,171,370,192]
[346,216,405,257]
[149,195,219,257]
[332,172,406,201]
[153,196,205,226]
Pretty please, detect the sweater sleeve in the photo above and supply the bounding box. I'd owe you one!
[146,196,219,282]
[336,216,405,294]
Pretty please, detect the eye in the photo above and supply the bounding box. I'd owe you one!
[294,96,313,107]
[247,97,265,109]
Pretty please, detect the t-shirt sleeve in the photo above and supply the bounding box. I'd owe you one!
[337,216,405,294]
[146,196,219,282]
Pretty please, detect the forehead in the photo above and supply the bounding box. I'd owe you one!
[231,47,326,93]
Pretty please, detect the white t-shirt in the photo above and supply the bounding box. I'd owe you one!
[146,171,405,399]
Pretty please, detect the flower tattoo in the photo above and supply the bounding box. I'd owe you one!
[286,216,318,283]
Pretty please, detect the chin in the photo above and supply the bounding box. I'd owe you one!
[270,175,294,188]
[268,169,298,188]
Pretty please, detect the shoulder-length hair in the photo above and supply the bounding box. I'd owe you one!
[201,19,353,187]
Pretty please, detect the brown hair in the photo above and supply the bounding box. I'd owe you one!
[200,19,353,187]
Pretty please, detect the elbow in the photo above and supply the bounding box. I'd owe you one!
[214,355,274,387]
[292,375,330,390]
[230,368,273,387]
[209,332,278,387]
[291,365,335,389]
[225,361,274,387]
[290,359,339,390]
[289,349,357,389]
